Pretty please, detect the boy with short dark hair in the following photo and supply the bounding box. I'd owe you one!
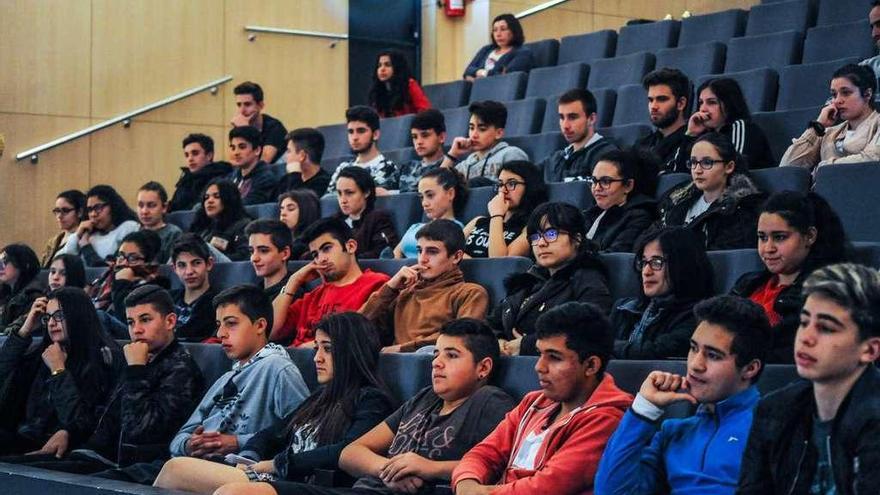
[453,302,633,495]
[398,109,447,192]
[170,234,218,342]
[275,127,332,198]
[228,125,278,205]
[326,105,399,194]
[637,68,692,173]
[245,219,293,300]
[360,219,489,352]
[231,81,288,164]
[170,133,232,212]
[137,181,182,263]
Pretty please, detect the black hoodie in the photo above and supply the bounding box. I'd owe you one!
[168,162,234,212]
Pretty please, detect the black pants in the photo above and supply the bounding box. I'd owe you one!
[0,453,110,474]
[0,429,43,456]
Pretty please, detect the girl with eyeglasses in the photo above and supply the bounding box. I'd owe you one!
[190,178,253,262]
[656,132,765,250]
[610,227,713,359]
[463,160,547,258]
[41,190,86,268]
[2,254,84,338]
[583,148,659,253]
[394,168,467,259]
[489,202,612,356]
[0,287,121,456]
[0,244,43,336]
[59,185,140,267]
[730,192,849,364]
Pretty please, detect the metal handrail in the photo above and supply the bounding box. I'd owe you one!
[516,0,571,19]
[244,25,348,44]
[16,75,233,163]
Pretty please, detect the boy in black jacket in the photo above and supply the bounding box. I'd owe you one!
[170,234,218,342]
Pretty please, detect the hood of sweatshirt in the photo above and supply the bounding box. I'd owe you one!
[529,373,633,414]
[412,265,465,291]
[232,342,291,372]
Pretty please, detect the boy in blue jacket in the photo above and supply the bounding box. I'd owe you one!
[595,295,770,495]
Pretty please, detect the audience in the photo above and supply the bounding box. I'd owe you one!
[170,234,218,342]
[42,190,86,267]
[246,219,293,300]
[656,132,764,250]
[539,89,618,182]
[612,227,714,359]
[361,219,489,352]
[394,168,466,259]
[398,109,447,193]
[275,128,331,199]
[189,178,253,262]
[169,133,232,212]
[270,218,390,348]
[463,160,546,258]
[278,190,321,260]
[60,185,140,267]
[737,264,880,494]
[636,68,692,174]
[731,192,849,364]
[453,302,633,495]
[231,81,287,164]
[228,125,277,206]
[464,13,533,80]
[491,202,612,356]
[334,166,399,259]
[369,49,431,118]
[0,244,43,331]
[597,295,770,494]
[326,106,399,194]
[781,63,880,173]
[136,181,182,263]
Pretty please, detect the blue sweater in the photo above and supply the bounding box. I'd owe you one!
[595,386,760,495]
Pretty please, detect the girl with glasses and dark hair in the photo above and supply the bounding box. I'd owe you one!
[190,178,253,262]
[489,202,612,356]
[41,189,86,267]
[0,244,44,336]
[656,132,765,250]
[610,227,714,359]
[463,13,534,80]
[368,49,432,118]
[59,185,140,267]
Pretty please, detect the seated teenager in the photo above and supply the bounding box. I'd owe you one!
[441,100,529,186]
[137,181,182,263]
[60,184,140,267]
[189,178,253,262]
[463,160,547,258]
[656,132,764,250]
[781,63,880,173]
[170,133,233,212]
[731,192,849,364]
[361,219,489,352]
[0,287,122,457]
[153,312,395,493]
[41,190,86,267]
[612,227,714,359]
[0,244,44,332]
[539,89,618,182]
[47,254,87,291]
[246,219,294,300]
[334,166,399,259]
[453,302,634,495]
[275,128,332,199]
[636,68,692,174]
[271,218,390,348]
[326,105,399,195]
[369,49,431,118]
[3,285,205,474]
[170,234,218,342]
[490,202,612,356]
[737,263,880,494]
[584,148,659,253]
[228,125,278,206]
[463,13,534,80]
[279,190,321,261]
[597,295,771,494]
[398,109,447,193]
[394,168,466,259]
[230,81,288,164]
[105,230,171,329]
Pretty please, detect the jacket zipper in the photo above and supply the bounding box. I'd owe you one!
[699,411,720,471]
[787,440,809,495]
[825,435,835,495]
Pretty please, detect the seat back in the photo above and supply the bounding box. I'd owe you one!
[377,353,433,402]
[558,30,617,65]
[588,52,656,90]
[612,84,649,126]
[851,242,880,268]
[746,0,815,36]
[383,147,417,167]
[461,186,494,224]
[803,21,874,63]
[815,163,880,242]
[776,57,860,111]
[750,167,811,194]
[379,114,415,150]
[654,41,727,82]
[751,107,821,163]
[617,20,681,56]
[599,252,640,301]
[469,71,528,103]
[183,343,233,388]
[816,0,869,26]
[441,105,471,139]
[522,39,560,68]
[244,202,279,221]
[317,123,350,159]
[504,97,546,137]
[698,68,779,112]
[505,132,566,165]
[459,257,533,310]
[725,31,804,73]
[707,249,764,294]
[655,173,691,199]
[525,63,589,98]
[679,9,748,46]
[547,180,594,209]
[167,210,197,231]
[423,80,471,109]
[597,123,653,148]
[210,261,260,290]
[288,348,320,391]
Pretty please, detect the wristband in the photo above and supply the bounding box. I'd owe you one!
[444,152,460,163]
[489,215,504,220]
[808,120,826,137]
[51,367,66,377]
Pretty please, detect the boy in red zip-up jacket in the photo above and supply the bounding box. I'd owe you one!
[453,302,633,495]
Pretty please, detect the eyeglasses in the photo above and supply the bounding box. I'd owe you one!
[41,311,65,326]
[494,180,525,193]
[635,256,667,271]
[115,253,146,264]
[587,176,626,189]
[85,203,108,214]
[528,228,569,245]
[52,207,76,216]
[686,157,727,170]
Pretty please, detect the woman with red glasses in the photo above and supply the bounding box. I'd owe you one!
[41,190,86,267]
[59,185,140,267]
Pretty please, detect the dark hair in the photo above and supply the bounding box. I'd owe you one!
[120,230,162,264]
[490,13,525,48]
[286,312,392,445]
[693,295,770,382]
[86,185,138,227]
[182,133,214,155]
[411,108,446,134]
[1,244,40,293]
[368,49,415,117]
[138,181,169,205]
[439,318,500,379]
[643,67,692,103]
[190,178,251,233]
[695,78,751,123]
[56,190,87,222]
[558,88,598,116]
[123,284,175,316]
[831,63,877,110]
[633,227,714,301]
[51,254,86,289]
[278,190,322,237]
[228,125,262,150]
[536,302,614,376]
[498,161,549,222]
[171,233,212,263]
[526,202,589,255]
[419,168,468,218]
[233,81,264,103]
[336,166,377,212]
[47,287,120,382]
[345,105,381,132]
[416,219,466,255]
[468,100,508,128]
[300,217,355,248]
[245,219,293,253]
[287,128,325,164]
[596,148,660,198]
[803,263,880,340]
[692,132,748,177]
[212,284,273,331]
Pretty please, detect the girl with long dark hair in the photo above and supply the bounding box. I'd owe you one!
[59,184,140,267]
[368,49,431,118]
[189,178,252,261]
[278,190,321,260]
[41,189,86,267]
[463,13,534,80]
[334,167,399,259]
[0,244,43,330]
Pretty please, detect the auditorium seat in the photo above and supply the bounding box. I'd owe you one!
[699,68,779,112]
[547,181,594,209]
[746,0,815,36]
[383,147,417,166]
[707,249,764,293]
[85,267,108,285]
[541,89,617,132]
[752,107,820,162]
[522,39,560,68]
[469,71,528,103]
[288,348,319,391]
[815,163,880,243]
[588,52,655,90]
[597,123,653,147]
[525,63,589,99]
[379,114,414,150]
[655,173,691,199]
[244,202,279,221]
[725,31,804,73]
[461,186,494,223]
[599,252,641,301]
[678,9,747,46]
[317,122,349,159]
[459,257,533,310]
[505,132,566,165]
[504,97,546,137]
[802,21,874,63]
[776,57,861,111]
[654,41,727,81]
[616,20,681,56]
[611,84,649,126]
[321,193,421,239]
[816,0,869,26]
[423,80,471,110]
[185,343,233,386]
[377,352,433,401]
[750,167,811,194]
[440,105,470,139]
[167,210,196,231]
[557,30,617,65]
[851,242,880,268]
[210,261,260,289]
[320,154,351,175]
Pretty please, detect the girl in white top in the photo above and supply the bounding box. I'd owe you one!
[60,185,140,267]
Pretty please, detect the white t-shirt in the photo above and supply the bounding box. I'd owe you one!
[685,196,713,224]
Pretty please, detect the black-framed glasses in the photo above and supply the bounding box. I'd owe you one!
[85,203,108,214]
[686,157,726,170]
[115,252,146,264]
[587,176,626,189]
[528,228,569,245]
[41,311,65,326]
[635,256,667,271]
[52,207,76,216]
[494,179,526,193]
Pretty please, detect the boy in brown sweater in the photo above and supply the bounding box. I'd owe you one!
[360,219,489,352]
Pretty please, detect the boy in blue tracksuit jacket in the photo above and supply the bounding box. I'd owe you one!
[596,296,772,495]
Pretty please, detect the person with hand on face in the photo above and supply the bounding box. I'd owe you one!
[169,235,218,342]
[463,13,534,80]
[326,106,399,195]
[398,109,448,193]
[60,185,140,267]
[271,218,390,348]
[2,254,85,337]
[246,219,294,301]
[227,125,278,206]
[275,128,332,199]
[369,49,431,118]
[361,219,488,353]
[334,166,399,259]
[0,244,44,332]
[137,181,182,264]
[394,168,466,259]
[278,190,321,261]
[189,178,253,262]
[170,134,233,213]
[41,190,86,267]
[230,81,288,164]
[597,295,770,495]
[636,68,692,174]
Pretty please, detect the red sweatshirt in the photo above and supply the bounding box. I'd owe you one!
[378,78,432,117]
[275,269,389,347]
[452,374,633,495]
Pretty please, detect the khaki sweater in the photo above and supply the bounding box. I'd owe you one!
[781,110,880,174]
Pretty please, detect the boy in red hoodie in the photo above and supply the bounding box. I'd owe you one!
[453,301,633,495]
